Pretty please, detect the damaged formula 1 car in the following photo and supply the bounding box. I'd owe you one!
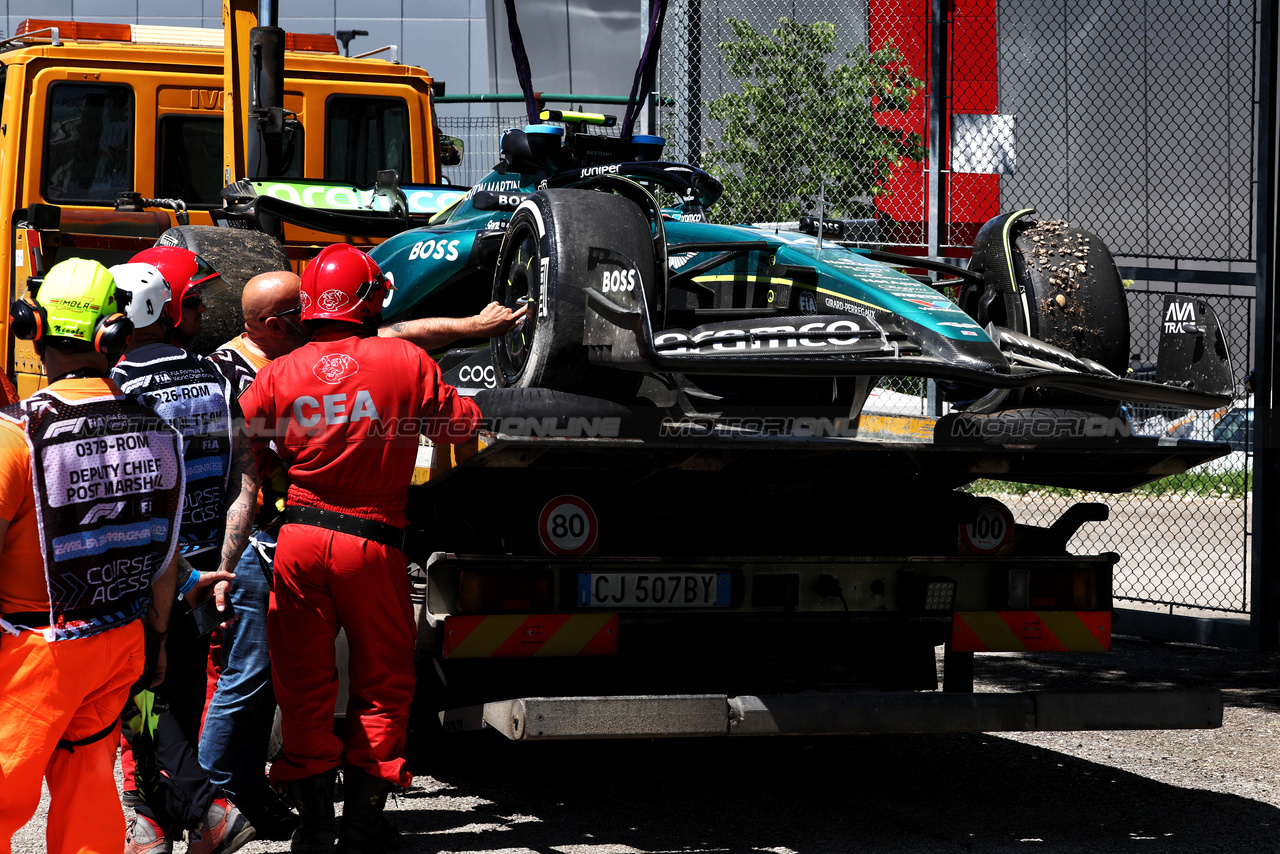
[221,112,1233,437]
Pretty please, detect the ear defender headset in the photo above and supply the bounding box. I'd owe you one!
[9,292,44,341]
[10,261,135,355]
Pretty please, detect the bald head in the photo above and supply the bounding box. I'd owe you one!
[243,270,301,319]
[242,270,308,359]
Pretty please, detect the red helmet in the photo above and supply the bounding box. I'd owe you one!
[130,246,223,326]
[299,244,388,327]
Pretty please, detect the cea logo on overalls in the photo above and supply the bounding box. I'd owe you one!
[292,354,380,427]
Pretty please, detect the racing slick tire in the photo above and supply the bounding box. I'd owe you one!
[491,189,655,392]
[155,225,290,355]
[1010,220,1129,376]
[958,218,1129,411]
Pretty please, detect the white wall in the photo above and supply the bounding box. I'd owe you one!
[2,1,644,119]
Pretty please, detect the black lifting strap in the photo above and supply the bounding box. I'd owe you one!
[503,0,542,126]
[57,718,120,753]
[621,0,670,141]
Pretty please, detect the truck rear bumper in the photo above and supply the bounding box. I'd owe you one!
[451,689,1223,741]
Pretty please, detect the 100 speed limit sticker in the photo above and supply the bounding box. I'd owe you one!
[538,495,599,555]
[959,497,1014,554]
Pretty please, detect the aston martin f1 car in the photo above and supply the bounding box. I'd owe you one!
[220,118,1233,423]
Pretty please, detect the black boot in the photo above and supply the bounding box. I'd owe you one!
[234,786,299,842]
[335,767,397,853]
[287,770,337,853]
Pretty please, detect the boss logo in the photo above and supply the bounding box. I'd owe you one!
[600,269,638,293]
[407,239,461,262]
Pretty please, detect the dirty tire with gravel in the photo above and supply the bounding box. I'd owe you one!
[156,225,291,355]
[1011,219,1130,375]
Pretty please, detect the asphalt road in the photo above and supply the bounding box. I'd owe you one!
[12,639,1279,853]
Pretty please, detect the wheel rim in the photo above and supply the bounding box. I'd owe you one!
[496,224,540,384]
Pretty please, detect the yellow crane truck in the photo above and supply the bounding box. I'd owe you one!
[0,7,455,394]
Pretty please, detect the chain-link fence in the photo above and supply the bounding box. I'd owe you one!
[445,0,1262,621]
[978,290,1255,617]
[655,0,1261,620]
[658,1,927,242]
[438,116,508,188]
[991,0,1256,262]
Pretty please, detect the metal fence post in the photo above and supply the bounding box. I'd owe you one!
[1255,0,1279,651]
[927,0,950,415]
[928,0,949,260]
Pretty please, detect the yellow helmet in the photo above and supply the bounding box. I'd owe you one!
[10,258,132,353]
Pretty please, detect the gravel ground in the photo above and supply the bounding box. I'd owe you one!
[12,637,1280,853]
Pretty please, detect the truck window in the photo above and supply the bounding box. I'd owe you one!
[156,115,223,208]
[326,95,409,186]
[43,83,134,204]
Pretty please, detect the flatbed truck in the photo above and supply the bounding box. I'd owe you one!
[403,405,1226,741]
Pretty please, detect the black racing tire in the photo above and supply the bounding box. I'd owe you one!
[1010,220,1130,375]
[936,406,1130,446]
[491,189,655,391]
[156,225,290,355]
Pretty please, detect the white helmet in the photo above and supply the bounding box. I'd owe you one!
[109,262,172,328]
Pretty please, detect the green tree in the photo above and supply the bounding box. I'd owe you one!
[703,18,925,227]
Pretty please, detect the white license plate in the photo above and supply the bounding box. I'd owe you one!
[578,572,731,608]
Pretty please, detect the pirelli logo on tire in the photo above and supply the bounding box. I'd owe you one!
[951,611,1111,652]
[441,613,618,658]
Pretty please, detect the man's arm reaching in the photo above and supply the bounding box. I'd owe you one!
[379,301,527,350]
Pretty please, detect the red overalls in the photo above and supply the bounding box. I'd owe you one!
[238,327,479,788]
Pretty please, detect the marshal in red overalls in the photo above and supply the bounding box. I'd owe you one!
[237,245,479,851]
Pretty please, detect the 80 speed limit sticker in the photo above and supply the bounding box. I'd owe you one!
[538,495,599,556]
[959,497,1014,554]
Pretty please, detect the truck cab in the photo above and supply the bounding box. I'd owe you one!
[0,18,449,395]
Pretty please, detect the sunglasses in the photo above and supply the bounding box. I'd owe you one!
[261,304,302,321]
[189,254,221,288]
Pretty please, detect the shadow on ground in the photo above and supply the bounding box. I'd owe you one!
[973,637,1280,711]
[399,724,1277,854]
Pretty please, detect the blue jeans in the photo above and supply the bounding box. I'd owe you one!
[198,530,276,806]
